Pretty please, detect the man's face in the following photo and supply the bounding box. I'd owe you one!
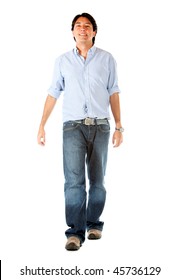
[72,17,96,44]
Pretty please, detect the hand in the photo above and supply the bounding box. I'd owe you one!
[112,130,123,147]
[37,127,46,146]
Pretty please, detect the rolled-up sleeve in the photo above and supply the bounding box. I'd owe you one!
[107,55,121,96]
[48,56,64,99]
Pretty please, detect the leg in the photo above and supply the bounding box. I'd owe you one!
[63,122,87,243]
[86,123,110,231]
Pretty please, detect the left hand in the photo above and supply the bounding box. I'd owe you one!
[112,130,123,147]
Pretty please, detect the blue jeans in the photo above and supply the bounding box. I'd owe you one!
[63,121,110,243]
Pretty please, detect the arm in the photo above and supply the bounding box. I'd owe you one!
[37,95,57,146]
[110,93,123,147]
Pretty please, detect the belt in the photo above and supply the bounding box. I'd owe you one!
[75,118,108,126]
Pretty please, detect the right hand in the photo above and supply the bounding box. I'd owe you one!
[37,126,46,146]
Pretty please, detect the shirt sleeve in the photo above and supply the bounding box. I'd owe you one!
[48,56,64,99]
[107,55,121,96]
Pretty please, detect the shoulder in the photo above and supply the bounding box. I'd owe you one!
[58,49,73,58]
[55,49,74,63]
[95,47,116,62]
[95,47,115,58]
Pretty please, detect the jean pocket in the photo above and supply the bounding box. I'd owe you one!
[98,123,110,133]
[63,121,79,131]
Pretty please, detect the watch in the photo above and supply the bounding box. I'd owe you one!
[115,127,124,133]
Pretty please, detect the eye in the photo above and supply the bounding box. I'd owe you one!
[74,23,92,29]
[75,24,81,28]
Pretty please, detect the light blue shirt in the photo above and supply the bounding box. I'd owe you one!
[48,45,120,122]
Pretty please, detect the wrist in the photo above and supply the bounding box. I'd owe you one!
[115,127,124,133]
[115,121,122,127]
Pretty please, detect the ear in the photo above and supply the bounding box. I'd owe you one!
[72,30,76,41]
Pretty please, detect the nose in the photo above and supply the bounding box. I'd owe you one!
[80,25,86,31]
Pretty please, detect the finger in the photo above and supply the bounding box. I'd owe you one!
[37,135,45,145]
[113,140,119,148]
[113,136,123,147]
[40,137,45,145]
[113,137,119,147]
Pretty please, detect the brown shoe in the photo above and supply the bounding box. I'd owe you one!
[65,236,81,251]
[87,229,102,240]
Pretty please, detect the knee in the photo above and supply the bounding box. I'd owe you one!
[65,186,86,207]
[89,186,106,202]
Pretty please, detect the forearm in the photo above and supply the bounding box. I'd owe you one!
[39,94,57,128]
[110,92,122,128]
[110,93,123,147]
[37,95,57,145]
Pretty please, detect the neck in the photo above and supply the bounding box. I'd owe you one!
[76,42,93,59]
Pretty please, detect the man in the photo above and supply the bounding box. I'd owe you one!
[37,13,124,250]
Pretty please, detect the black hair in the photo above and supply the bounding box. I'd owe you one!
[71,13,97,44]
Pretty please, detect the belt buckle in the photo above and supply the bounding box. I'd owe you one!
[84,118,95,125]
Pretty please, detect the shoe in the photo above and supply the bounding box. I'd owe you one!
[87,229,102,240]
[65,236,81,251]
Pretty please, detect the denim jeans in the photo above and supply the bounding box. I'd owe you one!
[63,120,110,243]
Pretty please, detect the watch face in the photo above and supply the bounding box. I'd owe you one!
[116,127,124,132]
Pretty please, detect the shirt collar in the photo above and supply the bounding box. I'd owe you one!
[74,45,96,56]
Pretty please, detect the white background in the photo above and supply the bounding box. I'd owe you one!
[0,0,179,279]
